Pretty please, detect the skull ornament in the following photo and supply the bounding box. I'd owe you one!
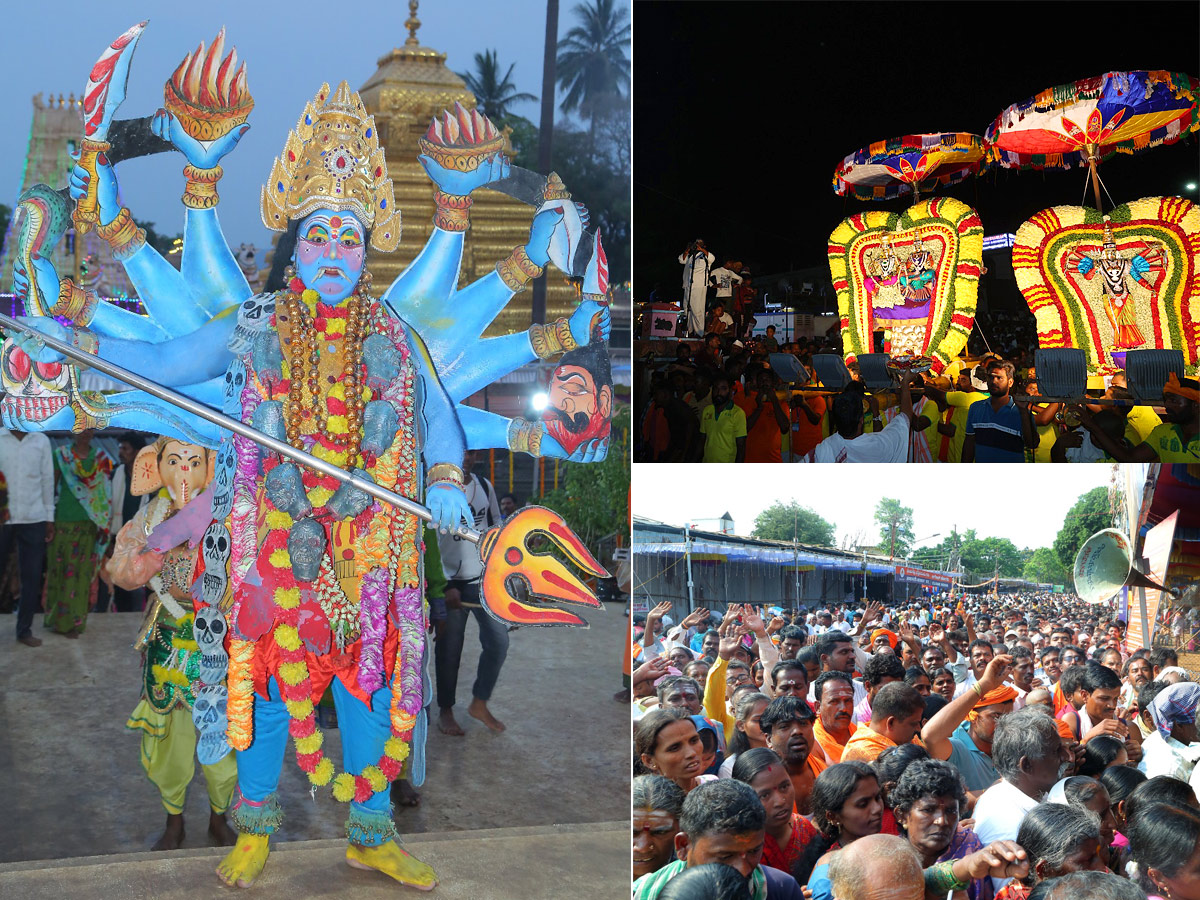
[193,605,230,685]
[0,340,71,422]
[288,518,327,582]
[192,684,231,765]
[265,462,312,519]
[361,401,399,458]
[200,522,231,606]
[252,331,283,386]
[326,468,373,521]
[252,401,287,443]
[362,333,401,390]
[210,441,237,521]
[222,359,247,415]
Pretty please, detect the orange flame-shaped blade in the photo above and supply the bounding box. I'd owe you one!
[478,506,609,628]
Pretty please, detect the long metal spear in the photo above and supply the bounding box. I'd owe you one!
[0,313,479,543]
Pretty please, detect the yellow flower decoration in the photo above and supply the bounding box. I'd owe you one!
[332,772,356,803]
[265,509,293,530]
[363,766,387,793]
[274,623,301,650]
[285,698,314,719]
[278,661,308,686]
[294,732,324,755]
[310,757,334,786]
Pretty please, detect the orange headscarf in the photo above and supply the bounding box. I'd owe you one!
[966,684,1019,722]
[1164,373,1200,403]
[871,629,898,650]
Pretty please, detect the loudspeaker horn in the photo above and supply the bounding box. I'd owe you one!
[1073,528,1172,604]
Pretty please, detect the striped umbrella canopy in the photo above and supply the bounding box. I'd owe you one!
[985,70,1198,172]
[833,132,988,201]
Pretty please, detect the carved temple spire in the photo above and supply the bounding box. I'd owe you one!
[405,0,421,47]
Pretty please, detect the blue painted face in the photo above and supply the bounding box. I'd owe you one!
[294,209,366,303]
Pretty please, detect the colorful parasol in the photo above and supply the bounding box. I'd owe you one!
[833,132,988,201]
[985,70,1199,209]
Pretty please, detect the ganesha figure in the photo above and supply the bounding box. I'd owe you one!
[109,438,237,851]
[6,24,613,892]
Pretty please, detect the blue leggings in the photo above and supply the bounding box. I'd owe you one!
[233,674,395,843]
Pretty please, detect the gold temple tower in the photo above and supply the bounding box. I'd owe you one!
[358,3,577,336]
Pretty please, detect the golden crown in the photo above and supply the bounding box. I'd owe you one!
[260,81,400,252]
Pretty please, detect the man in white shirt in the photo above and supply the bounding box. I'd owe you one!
[803,373,915,463]
[709,263,742,310]
[0,429,54,647]
[972,706,1073,891]
[435,450,507,736]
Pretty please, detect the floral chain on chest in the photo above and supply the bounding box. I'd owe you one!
[282,291,367,460]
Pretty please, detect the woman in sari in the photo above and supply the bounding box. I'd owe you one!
[43,429,111,636]
[732,748,820,883]
[891,758,992,900]
[805,762,885,900]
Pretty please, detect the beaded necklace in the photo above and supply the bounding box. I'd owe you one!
[282,286,368,460]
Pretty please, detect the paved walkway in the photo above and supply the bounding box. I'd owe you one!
[0,822,627,898]
[0,599,629,884]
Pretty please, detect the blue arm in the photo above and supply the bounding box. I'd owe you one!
[407,325,472,531]
[180,208,253,317]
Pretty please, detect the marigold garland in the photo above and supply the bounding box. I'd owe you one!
[224,295,427,802]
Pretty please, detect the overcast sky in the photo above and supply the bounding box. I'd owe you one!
[633,464,1137,552]
[0,0,609,250]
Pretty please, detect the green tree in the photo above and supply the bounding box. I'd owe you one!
[556,0,631,143]
[538,403,631,559]
[1054,486,1115,573]
[457,49,537,125]
[1024,547,1068,585]
[874,498,915,559]
[751,501,835,547]
[962,536,1025,578]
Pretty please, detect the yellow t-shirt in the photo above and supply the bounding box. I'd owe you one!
[1145,423,1200,462]
[1125,404,1162,446]
[940,391,988,463]
[700,402,747,463]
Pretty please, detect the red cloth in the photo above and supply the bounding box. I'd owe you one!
[736,394,783,464]
[252,623,400,711]
[762,813,820,876]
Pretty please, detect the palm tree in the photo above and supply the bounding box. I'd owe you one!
[457,49,537,124]
[555,0,631,141]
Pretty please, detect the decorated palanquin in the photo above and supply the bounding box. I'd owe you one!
[1012,197,1200,376]
[828,197,984,374]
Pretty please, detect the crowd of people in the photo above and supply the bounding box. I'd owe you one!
[637,335,1199,464]
[630,592,1200,899]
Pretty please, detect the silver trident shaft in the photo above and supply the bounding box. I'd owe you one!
[0,312,480,543]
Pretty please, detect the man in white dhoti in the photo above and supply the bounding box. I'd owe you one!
[679,239,714,337]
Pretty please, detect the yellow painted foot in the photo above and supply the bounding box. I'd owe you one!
[346,841,438,891]
[216,833,270,888]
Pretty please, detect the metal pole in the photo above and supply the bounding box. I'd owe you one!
[685,523,695,613]
[0,313,480,543]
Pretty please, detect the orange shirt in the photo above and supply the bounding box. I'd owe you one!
[736,393,784,463]
[814,718,857,764]
[791,395,827,458]
[841,727,896,763]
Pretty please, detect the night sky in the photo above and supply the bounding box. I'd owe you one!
[633,1,1200,297]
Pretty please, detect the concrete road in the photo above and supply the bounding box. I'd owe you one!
[0,597,630,866]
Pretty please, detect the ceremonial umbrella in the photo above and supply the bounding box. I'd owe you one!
[832,132,988,202]
[984,70,1199,211]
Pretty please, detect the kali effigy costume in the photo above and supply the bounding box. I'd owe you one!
[2,23,613,890]
[111,438,237,845]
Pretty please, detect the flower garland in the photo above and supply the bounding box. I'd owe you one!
[230,286,424,802]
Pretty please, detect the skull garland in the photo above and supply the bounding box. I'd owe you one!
[288,518,327,582]
[193,605,230,686]
[192,684,232,765]
[227,292,276,355]
[222,358,247,416]
[210,440,237,522]
[199,521,231,607]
